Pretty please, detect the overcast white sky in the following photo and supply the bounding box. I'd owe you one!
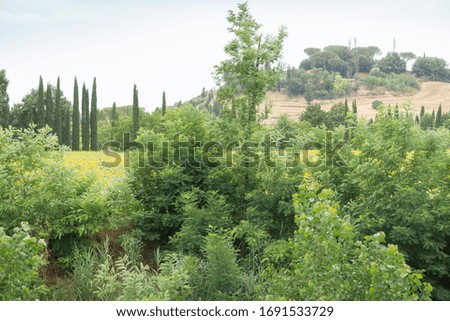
[1,0,449,111]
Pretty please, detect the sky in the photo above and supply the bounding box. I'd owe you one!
[1,0,450,111]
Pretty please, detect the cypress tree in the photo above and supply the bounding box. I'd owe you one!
[110,102,117,140]
[0,69,10,128]
[81,84,90,151]
[64,105,71,147]
[394,104,399,119]
[72,78,80,151]
[431,109,435,128]
[415,115,420,125]
[37,76,45,128]
[54,77,62,143]
[344,98,349,115]
[351,100,357,124]
[45,84,53,128]
[436,104,443,128]
[111,102,117,127]
[420,105,425,119]
[90,78,98,151]
[61,105,66,143]
[162,91,167,116]
[133,84,139,138]
[351,100,357,114]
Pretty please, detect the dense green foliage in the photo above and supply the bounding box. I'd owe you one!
[283,67,353,100]
[358,71,419,92]
[279,47,425,99]
[299,45,380,76]
[260,178,432,300]
[299,100,351,129]
[0,223,48,300]
[332,109,450,299]
[377,52,407,74]
[2,2,450,302]
[0,126,138,272]
[9,78,71,145]
[412,56,450,82]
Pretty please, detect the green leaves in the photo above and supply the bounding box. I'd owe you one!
[341,112,450,299]
[0,127,119,264]
[170,188,232,253]
[0,223,48,300]
[259,178,432,301]
[215,2,287,125]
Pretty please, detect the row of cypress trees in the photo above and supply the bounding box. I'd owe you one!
[36,76,72,146]
[32,76,99,150]
[38,77,98,151]
[416,104,445,129]
[1,70,145,150]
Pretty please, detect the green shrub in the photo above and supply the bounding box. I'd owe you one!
[0,127,112,263]
[341,111,450,299]
[359,73,419,92]
[196,231,242,300]
[170,188,232,253]
[0,223,48,300]
[259,178,432,300]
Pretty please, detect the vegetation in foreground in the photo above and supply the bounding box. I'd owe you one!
[1,2,450,301]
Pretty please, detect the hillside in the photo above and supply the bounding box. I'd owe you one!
[262,81,450,124]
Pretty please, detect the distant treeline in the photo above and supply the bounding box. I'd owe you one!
[276,45,450,100]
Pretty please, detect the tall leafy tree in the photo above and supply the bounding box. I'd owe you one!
[412,56,450,81]
[0,69,10,128]
[378,52,407,74]
[162,91,167,116]
[132,84,139,138]
[37,76,45,128]
[72,78,80,151]
[90,78,98,150]
[214,2,287,126]
[45,84,53,128]
[81,84,90,151]
[54,77,62,143]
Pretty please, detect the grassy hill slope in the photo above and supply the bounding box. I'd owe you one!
[262,81,450,124]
